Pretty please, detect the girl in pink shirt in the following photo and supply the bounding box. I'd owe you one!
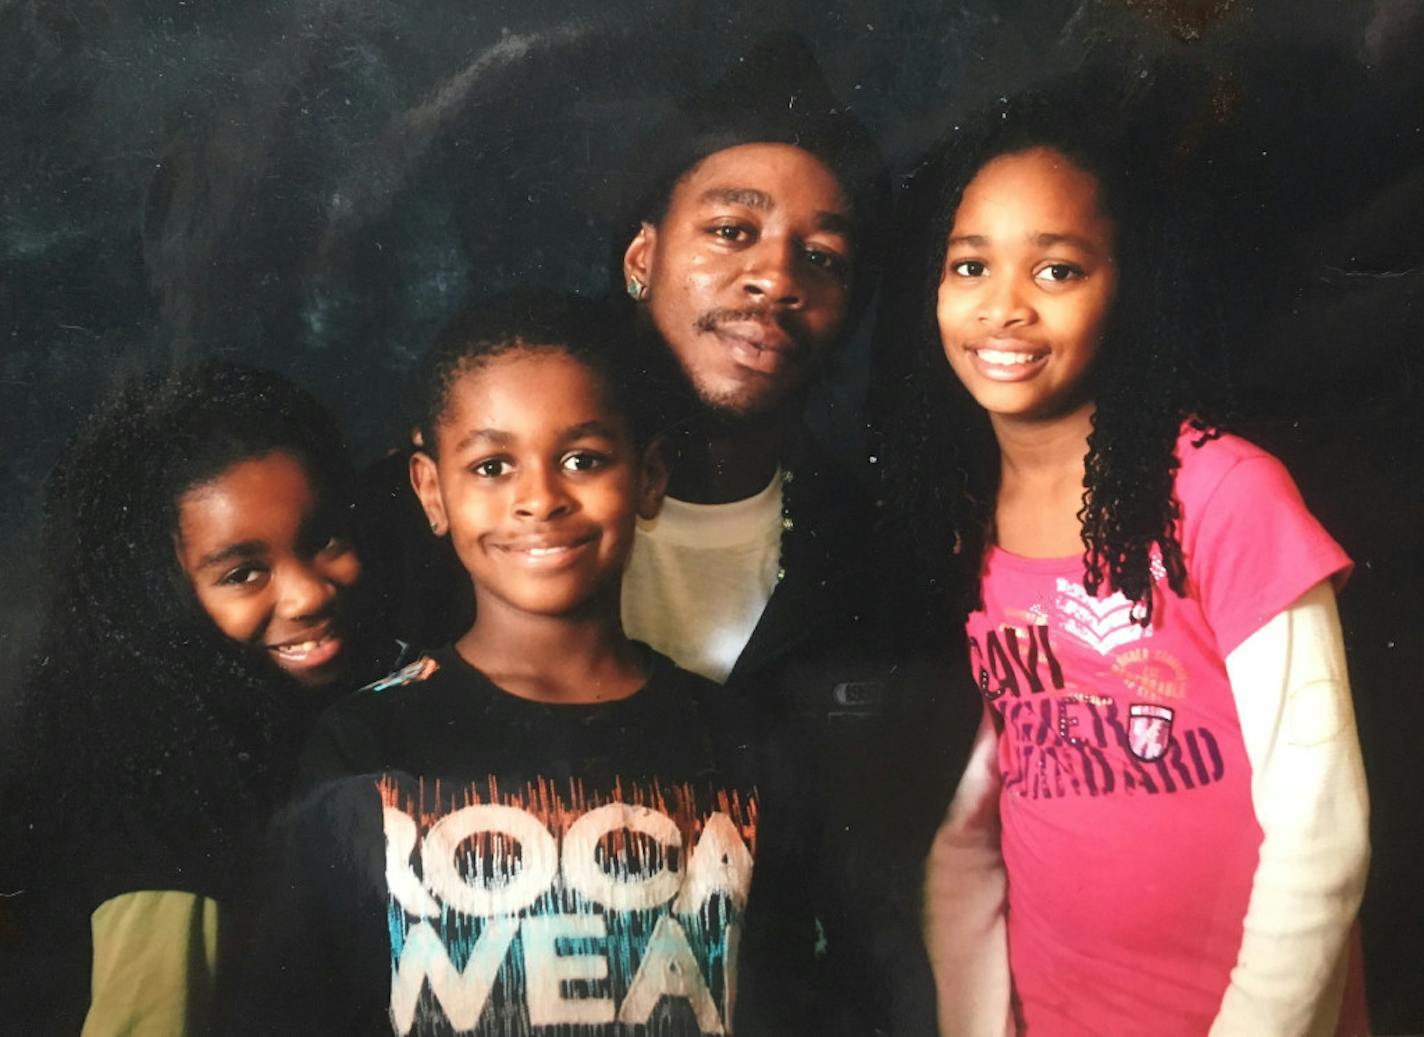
[878,87,1368,1035]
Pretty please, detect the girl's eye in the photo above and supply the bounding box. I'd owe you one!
[804,246,849,277]
[561,451,608,473]
[316,533,351,557]
[949,259,987,278]
[219,564,267,588]
[472,458,511,478]
[1035,263,1084,284]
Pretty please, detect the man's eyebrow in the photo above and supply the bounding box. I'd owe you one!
[195,540,264,570]
[700,187,774,209]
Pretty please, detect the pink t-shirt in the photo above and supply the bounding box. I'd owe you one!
[965,428,1351,1035]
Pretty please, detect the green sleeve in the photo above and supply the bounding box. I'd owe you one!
[82,890,221,1037]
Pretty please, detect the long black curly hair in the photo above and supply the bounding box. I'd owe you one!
[7,363,365,901]
[872,74,1229,646]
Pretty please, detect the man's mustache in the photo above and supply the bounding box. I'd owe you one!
[693,307,809,349]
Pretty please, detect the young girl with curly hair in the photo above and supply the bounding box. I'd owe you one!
[877,87,1369,1035]
[3,363,384,1034]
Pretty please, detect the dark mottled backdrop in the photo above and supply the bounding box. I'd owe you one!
[3,0,1421,1028]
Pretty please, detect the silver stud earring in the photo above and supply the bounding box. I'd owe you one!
[626,277,649,302]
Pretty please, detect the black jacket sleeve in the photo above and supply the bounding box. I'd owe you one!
[226,777,392,1036]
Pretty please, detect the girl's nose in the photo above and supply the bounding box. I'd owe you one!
[978,276,1034,328]
[513,463,573,521]
[276,561,338,620]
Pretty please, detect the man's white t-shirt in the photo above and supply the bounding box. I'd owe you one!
[621,471,782,684]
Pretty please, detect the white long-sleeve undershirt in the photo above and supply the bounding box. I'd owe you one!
[923,704,1013,1037]
[1209,580,1369,1036]
[923,580,1369,1037]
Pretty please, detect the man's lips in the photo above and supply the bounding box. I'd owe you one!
[715,320,795,352]
[710,321,800,375]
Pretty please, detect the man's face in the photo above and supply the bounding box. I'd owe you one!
[624,143,855,419]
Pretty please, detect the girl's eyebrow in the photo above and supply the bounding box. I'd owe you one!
[1033,231,1103,253]
[196,540,264,570]
[947,232,1102,252]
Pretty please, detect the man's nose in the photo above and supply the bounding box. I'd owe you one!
[740,237,805,309]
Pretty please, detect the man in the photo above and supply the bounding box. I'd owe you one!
[616,32,889,713]
[361,34,969,1031]
[612,35,969,1034]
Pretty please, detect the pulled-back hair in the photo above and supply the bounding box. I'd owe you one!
[9,362,360,897]
[416,289,674,452]
[872,76,1227,644]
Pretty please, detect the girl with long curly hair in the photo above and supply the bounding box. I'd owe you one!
[876,87,1369,1035]
[2,363,385,1034]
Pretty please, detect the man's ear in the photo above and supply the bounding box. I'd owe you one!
[622,222,657,287]
[636,434,672,520]
[409,450,449,537]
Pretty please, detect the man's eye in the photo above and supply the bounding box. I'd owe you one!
[710,223,751,243]
[949,259,987,278]
[1035,263,1083,284]
[561,451,607,473]
[472,458,510,478]
[219,564,266,587]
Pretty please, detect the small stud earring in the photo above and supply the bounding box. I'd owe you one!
[626,277,649,302]
[430,521,444,535]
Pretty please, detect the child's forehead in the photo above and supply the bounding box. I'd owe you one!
[964,147,1103,210]
[952,147,1113,242]
[441,347,630,436]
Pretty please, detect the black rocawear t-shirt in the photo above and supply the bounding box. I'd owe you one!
[236,646,816,1037]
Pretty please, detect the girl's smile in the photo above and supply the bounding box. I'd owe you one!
[964,337,1051,380]
[937,145,1117,426]
[175,451,361,687]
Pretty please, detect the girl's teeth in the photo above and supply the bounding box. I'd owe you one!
[276,638,323,655]
[527,546,567,556]
[979,348,1040,365]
